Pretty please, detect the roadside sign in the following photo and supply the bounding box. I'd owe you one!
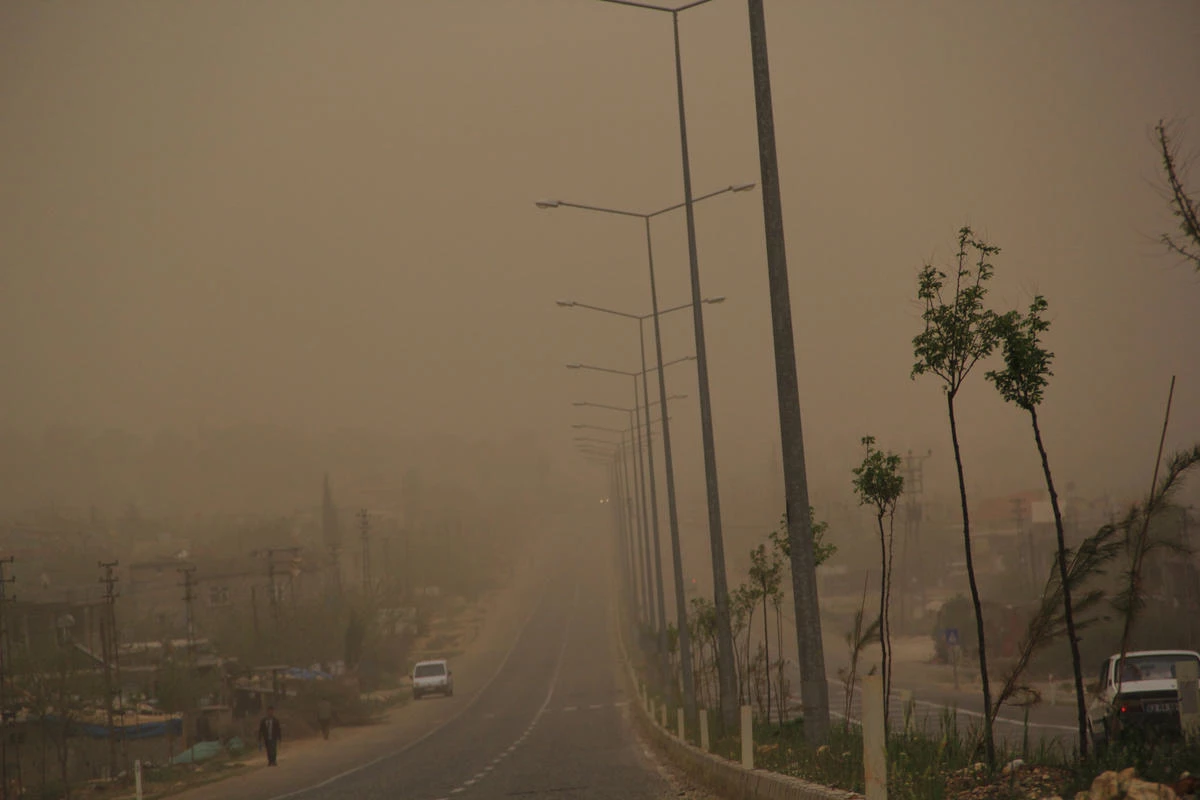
[945,628,960,647]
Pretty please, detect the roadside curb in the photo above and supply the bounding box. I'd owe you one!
[616,626,862,800]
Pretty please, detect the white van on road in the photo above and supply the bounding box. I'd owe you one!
[412,659,454,700]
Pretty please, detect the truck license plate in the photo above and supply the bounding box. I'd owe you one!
[1145,703,1175,713]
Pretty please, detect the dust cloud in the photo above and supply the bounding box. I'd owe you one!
[1,1,1198,638]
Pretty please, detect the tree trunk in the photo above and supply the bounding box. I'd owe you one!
[746,0,830,744]
[1029,407,1088,758]
[948,392,995,765]
[761,584,772,725]
[775,603,786,724]
[744,608,756,705]
[885,510,897,732]
[876,513,890,732]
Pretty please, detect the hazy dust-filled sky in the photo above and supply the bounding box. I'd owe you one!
[2,1,1199,512]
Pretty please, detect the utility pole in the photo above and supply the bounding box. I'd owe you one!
[178,566,197,660]
[0,557,14,799]
[267,552,279,625]
[745,0,830,742]
[252,548,301,627]
[358,509,371,592]
[98,561,122,780]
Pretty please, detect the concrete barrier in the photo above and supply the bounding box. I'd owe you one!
[619,633,862,800]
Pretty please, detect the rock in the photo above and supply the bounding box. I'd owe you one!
[816,745,830,758]
[1174,775,1199,797]
[974,762,987,773]
[1089,771,1120,800]
[1126,779,1178,800]
[1004,758,1026,775]
[1075,792,1090,800]
[1120,768,1139,792]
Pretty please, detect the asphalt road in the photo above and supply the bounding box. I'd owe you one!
[190,561,679,800]
[815,676,1081,754]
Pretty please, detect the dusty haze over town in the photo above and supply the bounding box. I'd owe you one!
[2,1,1199,543]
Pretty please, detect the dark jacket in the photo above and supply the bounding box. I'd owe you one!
[259,716,282,743]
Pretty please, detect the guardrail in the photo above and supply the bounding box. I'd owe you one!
[617,623,864,800]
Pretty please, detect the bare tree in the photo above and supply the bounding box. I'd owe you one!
[1114,444,1200,697]
[1156,119,1200,270]
[990,522,1122,728]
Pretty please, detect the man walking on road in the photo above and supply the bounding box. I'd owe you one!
[258,706,283,766]
[317,698,333,740]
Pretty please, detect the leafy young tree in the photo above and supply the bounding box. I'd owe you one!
[749,543,784,727]
[688,597,718,711]
[767,508,834,723]
[732,582,762,705]
[851,435,904,731]
[768,508,835,566]
[1155,119,1200,270]
[911,226,1009,765]
[985,295,1092,756]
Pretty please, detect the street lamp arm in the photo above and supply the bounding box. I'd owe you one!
[559,300,642,320]
[593,0,675,11]
[567,362,637,377]
[645,354,696,374]
[540,199,646,218]
[571,424,626,434]
[648,183,757,218]
[574,401,632,413]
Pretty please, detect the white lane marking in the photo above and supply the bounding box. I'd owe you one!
[448,583,579,798]
[588,704,603,710]
[563,706,578,712]
[823,688,1077,732]
[264,581,552,800]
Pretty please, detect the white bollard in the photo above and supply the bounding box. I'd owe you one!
[134,759,143,800]
[740,705,754,769]
[862,675,888,800]
[700,708,710,752]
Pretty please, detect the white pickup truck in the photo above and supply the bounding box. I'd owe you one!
[1088,649,1200,747]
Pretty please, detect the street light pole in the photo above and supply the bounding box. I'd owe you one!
[642,217,696,723]
[554,277,735,733]
[666,5,740,732]
[630,394,656,633]
[636,324,671,684]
